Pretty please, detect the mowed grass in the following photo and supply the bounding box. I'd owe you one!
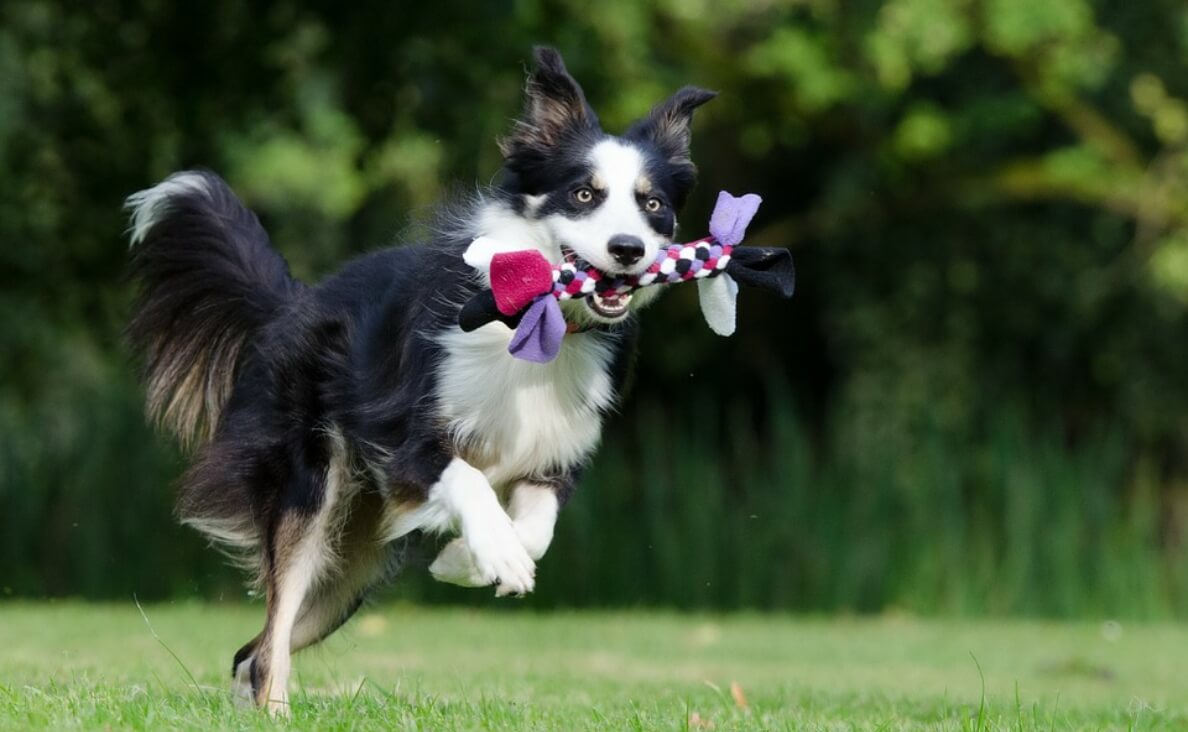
[0,603,1184,730]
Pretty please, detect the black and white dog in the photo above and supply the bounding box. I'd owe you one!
[126,48,714,712]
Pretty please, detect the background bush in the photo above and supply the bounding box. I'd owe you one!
[2,0,1186,615]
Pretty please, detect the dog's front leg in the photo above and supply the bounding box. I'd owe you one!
[507,483,559,561]
[430,481,560,595]
[426,458,536,595]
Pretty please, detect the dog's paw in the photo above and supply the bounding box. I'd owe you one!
[494,577,532,598]
[232,657,255,709]
[466,514,536,597]
[429,538,487,587]
[265,692,291,718]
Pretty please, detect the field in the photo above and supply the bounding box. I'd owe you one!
[0,603,1184,730]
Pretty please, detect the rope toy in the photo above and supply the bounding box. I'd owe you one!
[459,191,795,362]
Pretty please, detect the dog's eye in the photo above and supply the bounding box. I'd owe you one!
[574,187,594,204]
[645,197,663,213]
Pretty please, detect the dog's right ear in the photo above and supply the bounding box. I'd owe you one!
[500,47,599,159]
[626,86,717,168]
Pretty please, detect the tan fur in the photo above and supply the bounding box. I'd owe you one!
[145,332,243,450]
[652,106,695,166]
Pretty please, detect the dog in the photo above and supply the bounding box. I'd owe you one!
[125,47,715,713]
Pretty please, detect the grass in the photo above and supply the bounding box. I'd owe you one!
[0,603,1185,730]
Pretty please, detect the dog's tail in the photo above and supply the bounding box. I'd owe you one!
[125,171,299,449]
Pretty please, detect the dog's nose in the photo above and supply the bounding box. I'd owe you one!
[608,235,645,267]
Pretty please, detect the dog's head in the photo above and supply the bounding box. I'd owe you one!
[499,47,716,323]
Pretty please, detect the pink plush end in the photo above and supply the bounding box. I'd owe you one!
[489,250,554,316]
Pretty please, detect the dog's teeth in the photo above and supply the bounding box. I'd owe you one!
[589,290,632,319]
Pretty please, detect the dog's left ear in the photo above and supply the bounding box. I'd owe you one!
[500,47,599,160]
[627,86,718,167]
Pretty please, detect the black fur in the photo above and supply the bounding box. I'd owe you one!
[499,47,602,191]
[126,172,301,447]
[624,86,717,210]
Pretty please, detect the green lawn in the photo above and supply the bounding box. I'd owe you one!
[0,603,1184,730]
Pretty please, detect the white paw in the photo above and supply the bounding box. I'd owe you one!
[233,655,289,715]
[429,538,487,587]
[494,577,532,598]
[232,658,255,709]
[466,514,536,596]
[266,691,290,717]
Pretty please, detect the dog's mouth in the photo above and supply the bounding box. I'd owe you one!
[560,245,634,322]
[586,291,633,320]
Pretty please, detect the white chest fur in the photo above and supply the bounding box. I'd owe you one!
[435,323,617,488]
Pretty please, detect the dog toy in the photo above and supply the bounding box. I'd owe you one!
[459,191,795,362]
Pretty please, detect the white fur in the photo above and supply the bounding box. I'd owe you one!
[380,457,535,593]
[378,457,505,544]
[462,235,506,272]
[427,538,485,587]
[380,489,455,543]
[414,457,536,593]
[416,157,650,594]
[258,492,338,715]
[179,515,256,552]
[508,483,560,560]
[232,658,255,708]
[179,514,261,581]
[463,201,561,278]
[124,172,213,247]
[435,190,626,594]
[435,323,617,489]
[544,140,667,275]
[428,482,560,594]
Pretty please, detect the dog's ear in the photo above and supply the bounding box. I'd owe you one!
[500,47,599,158]
[626,86,717,167]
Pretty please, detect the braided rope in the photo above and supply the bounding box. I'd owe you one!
[550,238,733,301]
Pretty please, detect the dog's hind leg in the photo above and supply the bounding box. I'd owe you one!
[287,494,415,651]
[230,557,377,712]
[231,634,262,706]
[231,487,413,712]
[231,542,404,708]
[247,509,335,714]
[233,442,352,715]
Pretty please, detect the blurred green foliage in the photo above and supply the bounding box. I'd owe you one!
[1,0,1186,614]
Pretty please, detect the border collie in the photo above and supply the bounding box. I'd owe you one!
[125,47,714,713]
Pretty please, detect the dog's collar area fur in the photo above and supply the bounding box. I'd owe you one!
[460,191,796,362]
[565,320,603,335]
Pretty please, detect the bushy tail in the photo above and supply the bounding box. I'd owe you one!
[125,171,299,449]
